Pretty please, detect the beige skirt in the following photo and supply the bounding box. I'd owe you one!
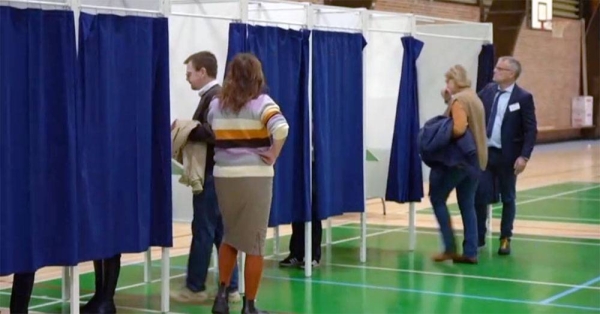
[214,176,273,256]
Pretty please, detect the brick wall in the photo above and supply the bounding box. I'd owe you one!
[374,0,479,21]
[371,0,582,130]
[513,18,582,130]
[300,0,583,130]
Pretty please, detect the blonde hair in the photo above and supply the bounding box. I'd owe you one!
[445,65,471,88]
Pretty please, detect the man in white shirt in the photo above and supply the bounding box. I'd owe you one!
[171,51,241,303]
[475,56,538,256]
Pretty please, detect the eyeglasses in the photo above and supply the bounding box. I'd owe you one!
[495,66,513,72]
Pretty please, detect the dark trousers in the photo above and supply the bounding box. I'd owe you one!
[186,175,239,292]
[475,148,517,241]
[288,205,323,262]
[430,167,479,258]
[10,272,35,314]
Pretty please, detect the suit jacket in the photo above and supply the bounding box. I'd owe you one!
[419,115,480,179]
[478,82,537,164]
[188,84,221,175]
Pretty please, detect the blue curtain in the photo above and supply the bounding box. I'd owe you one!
[0,7,79,275]
[77,12,172,261]
[477,43,495,92]
[385,36,424,203]
[312,30,366,219]
[225,23,311,226]
[225,23,247,66]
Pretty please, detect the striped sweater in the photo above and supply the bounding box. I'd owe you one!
[207,94,289,178]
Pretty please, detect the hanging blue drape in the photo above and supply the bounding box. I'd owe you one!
[0,7,79,275]
[477,43,495,92]
[76,12,172,261]
[312,30,366,219]
[224,23,311,226]
[385,36,424,203]
[225,23,248,66]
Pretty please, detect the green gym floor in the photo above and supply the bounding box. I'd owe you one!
[1,181,599,313]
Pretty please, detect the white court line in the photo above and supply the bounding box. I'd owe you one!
[326,263,600,291]
[539,276,600,304]
[23,224,397,312]
[416,184,600,213]
[7,221,357,287]
[509,214,599,223]
[335,225,600,246]
[10,185,596,287]
[501,184,600,208]
[518,195,600,202]
[439,211,598,223]
[415,184,600,223]
[28,299,64,310]
[143,226,600,296]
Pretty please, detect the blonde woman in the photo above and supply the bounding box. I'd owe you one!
[430,65,488,264]
[209,53,288,314]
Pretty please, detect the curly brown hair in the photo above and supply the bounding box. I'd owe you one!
[219,53,265,114]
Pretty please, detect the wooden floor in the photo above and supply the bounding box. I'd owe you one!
[1,140,599,313]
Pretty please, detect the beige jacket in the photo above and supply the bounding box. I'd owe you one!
[171,120,206,194]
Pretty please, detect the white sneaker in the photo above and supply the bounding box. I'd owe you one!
[228,290,242,303]
[170,286,209,303]
[210,289,242,303]
[300,260,320,269]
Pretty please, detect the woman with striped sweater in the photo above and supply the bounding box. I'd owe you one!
[209,53,289,314]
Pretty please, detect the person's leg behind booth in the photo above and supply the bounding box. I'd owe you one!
[300,212,323,269]
[10,272,36,314]
[80,254,121,314]
[278,221,305,267]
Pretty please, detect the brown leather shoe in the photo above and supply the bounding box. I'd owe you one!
[432,252,458,262]
[452,255,478,264]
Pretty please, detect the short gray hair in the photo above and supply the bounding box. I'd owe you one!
[499,56,522,79]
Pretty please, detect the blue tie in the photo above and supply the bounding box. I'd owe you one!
[487,90,506,138]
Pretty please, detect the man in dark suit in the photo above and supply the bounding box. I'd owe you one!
[170,51,240,303]
[475,56,537,256]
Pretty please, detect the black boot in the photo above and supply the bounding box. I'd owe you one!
[241,297,269,314]
[96,254,120,313]
[211,283,230,314]
[81,260,103,312]
[10,272,35,314]
[81,254,120,314]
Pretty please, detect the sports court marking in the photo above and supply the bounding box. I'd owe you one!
[159,260,600,293]
[260,275,600,312]
[422,182,600,224]
[8,228,600,314]
[4,225,400,312]
[491,184,600,208]
[539,276,600,305]
[324,263,600,291]
[3,181,599,313]
[518,196,600,202]
[336,225,600,246]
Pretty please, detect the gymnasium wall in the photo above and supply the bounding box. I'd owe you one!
[375,0,479,21]
[513,18,582,131]
[371,0,583,133]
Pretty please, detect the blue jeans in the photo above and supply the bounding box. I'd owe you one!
[475,148,517,241]
[429,167,479,258]
[186,175,239,292]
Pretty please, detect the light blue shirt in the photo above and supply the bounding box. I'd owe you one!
[488,83,515,148]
